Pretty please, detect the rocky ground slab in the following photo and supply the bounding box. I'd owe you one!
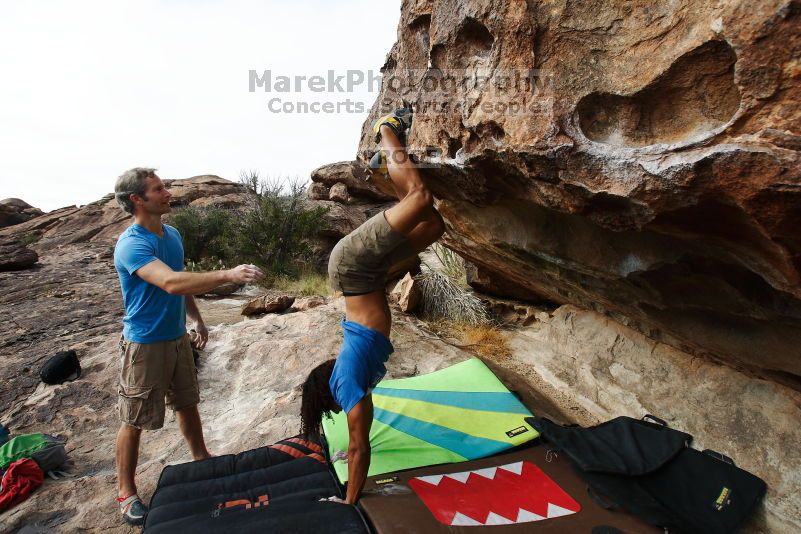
[2,244,798,532]
[0,278,502,532]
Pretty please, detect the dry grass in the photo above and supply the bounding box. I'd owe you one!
[427,319,512,360]
[415,242,510,358]
[415,243,508,357]
[461,324,511,359]
[271,271,330,297]
[417,270,489,325]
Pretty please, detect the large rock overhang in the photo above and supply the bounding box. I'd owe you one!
[356,0,801,388]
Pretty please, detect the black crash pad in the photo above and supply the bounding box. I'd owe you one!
[143,437,369,534]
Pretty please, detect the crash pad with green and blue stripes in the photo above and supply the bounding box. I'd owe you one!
[322,358,538,483]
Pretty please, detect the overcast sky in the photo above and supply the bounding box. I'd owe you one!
[0,1,401,212]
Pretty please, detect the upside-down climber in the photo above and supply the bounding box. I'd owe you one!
[300,107,445,504]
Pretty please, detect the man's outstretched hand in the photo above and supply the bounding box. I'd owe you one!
[227,264,265,285]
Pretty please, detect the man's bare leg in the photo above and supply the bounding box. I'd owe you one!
[175,405,212,460]
[116,423,142,498]
[403,214,446,254]
[384,216,446,275]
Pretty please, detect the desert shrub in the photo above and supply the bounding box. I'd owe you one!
[21,232,41,246]
[417,270,489,325]
[430,243,468,287]
[417,243,487,324]
[170,206,235,263]
[417,244,511,359]
[169,172,327,280]
[228,171,328,278]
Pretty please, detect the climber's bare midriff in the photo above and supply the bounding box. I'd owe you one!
[345,291,392,338]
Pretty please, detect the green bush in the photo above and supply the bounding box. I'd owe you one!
[169,206,235,263]
[170,171,328,280]
[21,232,41,246]
[229,172,328,278]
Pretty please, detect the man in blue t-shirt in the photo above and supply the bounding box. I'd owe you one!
[112,168,264,525]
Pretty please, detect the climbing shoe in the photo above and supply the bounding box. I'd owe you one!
[118,494,148,526]
[372,107,413,144]
[368,150,389,180]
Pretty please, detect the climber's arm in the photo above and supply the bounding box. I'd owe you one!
[345,395,373,504]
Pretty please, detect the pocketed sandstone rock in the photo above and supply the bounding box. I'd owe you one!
[391,273,422,313]
[328,182,350,204]
[358,0,801,391]
[293,296,326,311]
[241,294,295,316]
[311,161,394,202]
[307,182,330,201]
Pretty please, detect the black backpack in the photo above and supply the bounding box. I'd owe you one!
[528,415,766,534]
[40,350,81,385]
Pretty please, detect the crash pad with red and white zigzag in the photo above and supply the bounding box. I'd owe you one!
[408,461,581,526]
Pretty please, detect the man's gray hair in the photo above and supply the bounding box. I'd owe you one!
[115,167,157,214]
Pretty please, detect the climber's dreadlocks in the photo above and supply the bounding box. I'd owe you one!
[300,359,337,440]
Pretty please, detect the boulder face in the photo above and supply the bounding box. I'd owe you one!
[306,161,397,238]
[359,0,801,388]
[310,161,394,202]
[164,175,249,209]
[241,294,296,316]
[328,182,351,203]
[0,236,39,271]
[0,198,43,228]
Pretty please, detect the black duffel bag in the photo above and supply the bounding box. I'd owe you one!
[40,350,81,385]
[528,415,766,534]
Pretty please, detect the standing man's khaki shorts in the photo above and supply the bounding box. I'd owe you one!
[118,333,199,430]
